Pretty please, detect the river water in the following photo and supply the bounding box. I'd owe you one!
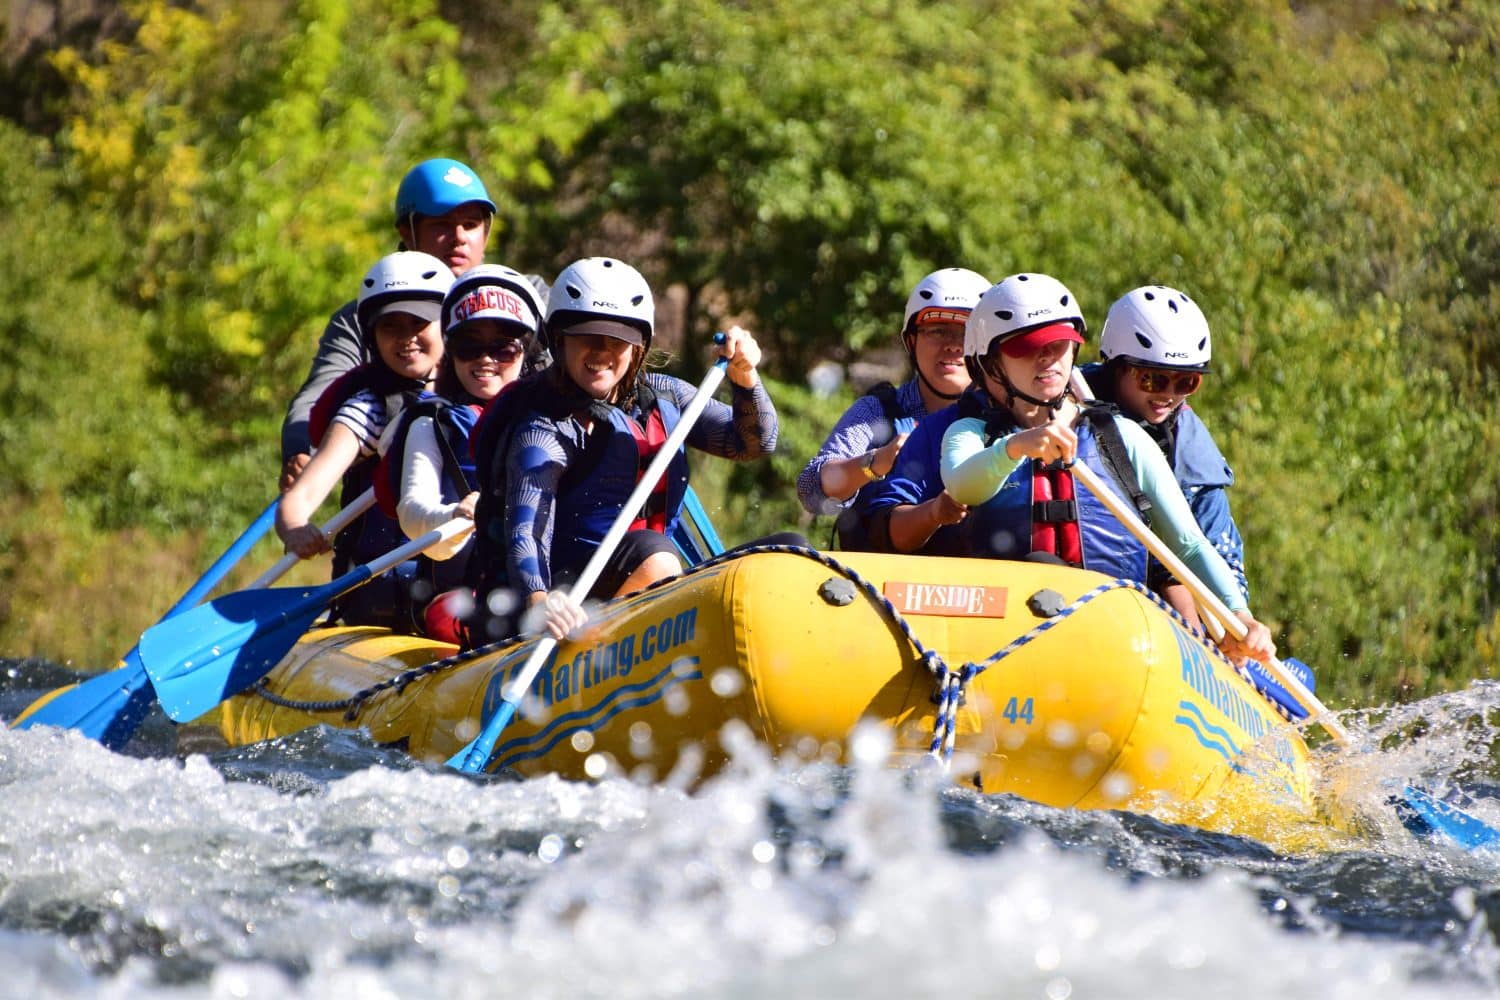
[4,657,1500,999]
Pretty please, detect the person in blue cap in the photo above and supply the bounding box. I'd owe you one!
[279,158,546,490]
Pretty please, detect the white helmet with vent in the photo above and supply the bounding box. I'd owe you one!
[963,272,1086,360]
[545,257,655,348]
[901,267,992,336]
[356,251,454,336]
[1099,285,1211,371]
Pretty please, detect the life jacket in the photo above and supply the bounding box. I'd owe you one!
[834,380,922,551]
[955,388,1152,581]
[550,383,688,577]
[1079,361,1241,596]
[308,364,425,627]
[463,374,688,638]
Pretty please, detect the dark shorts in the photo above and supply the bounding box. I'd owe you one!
[569,529,681,600]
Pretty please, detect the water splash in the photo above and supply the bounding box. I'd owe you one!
[5,662,1500,996]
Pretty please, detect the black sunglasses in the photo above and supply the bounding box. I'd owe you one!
[450,337,524,363]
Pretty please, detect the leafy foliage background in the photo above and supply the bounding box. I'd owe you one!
[0,0,1495,703]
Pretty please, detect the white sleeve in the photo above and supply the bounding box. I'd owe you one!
[395,416,470,561]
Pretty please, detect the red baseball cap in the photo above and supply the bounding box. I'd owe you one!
[998,322,1085,358]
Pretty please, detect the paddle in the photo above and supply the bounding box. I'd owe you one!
[139,515,470,723]
[12,489,378,747]
[11,495,279,746]
[1067,370,1500,847]
[1064,370,1347,740]
[447,343,732,773]
[672,485,726,563]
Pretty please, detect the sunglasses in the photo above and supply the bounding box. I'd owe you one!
[1128,366,1203,396]
[450,337,524,363]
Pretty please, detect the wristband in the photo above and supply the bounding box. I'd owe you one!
[860,449,884,481]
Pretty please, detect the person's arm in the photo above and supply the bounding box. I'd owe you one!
[797,394,910,514]
[395,416,473,560]
[280,302,364,483]
[1160,582,1201,626]
[941,417,1018,506]
[668,376,779,460]
[887,491,968,553]
[275,422,362,558]
[1117,420,1244,610]
[941,415,1080,507]
[505,421,570,598]
[1116,418,1273,661]
[1189,485,1251,604]
[861,419,967,553]
[820,435,908,503]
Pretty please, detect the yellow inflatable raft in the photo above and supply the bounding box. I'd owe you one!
[220,549,1313,836]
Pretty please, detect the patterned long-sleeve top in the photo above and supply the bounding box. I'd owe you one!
[505,372,777,595]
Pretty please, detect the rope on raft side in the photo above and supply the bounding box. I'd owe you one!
[248,639,521,720]
[248,544,1290,760]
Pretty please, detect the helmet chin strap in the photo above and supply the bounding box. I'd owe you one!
[996,368,1069,413]
[904,334,966,402]
[916,368,963,401]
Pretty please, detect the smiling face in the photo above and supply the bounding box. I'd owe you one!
[1116,366,1184,425]
[910,320,971,396]
[373,311,443,380]
[564,333,637,401]
[448,320,526,401]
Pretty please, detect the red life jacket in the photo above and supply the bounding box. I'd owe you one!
[626,408,671,533]
[1030,464,1084,566]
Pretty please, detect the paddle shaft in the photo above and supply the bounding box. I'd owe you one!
[326,517,473,601]
[166,496,280,616]
[449,349,732,772]
[1065,370,1349,743]
[248,487,375,589]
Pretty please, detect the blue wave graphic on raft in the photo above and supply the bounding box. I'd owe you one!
[1173,698,1248,774]
[491,657,704,770]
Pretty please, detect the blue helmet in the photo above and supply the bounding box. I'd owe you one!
[393,158,496,224]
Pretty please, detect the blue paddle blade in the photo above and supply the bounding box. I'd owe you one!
[1396,785,1500,851]
[138,583,337,723]
[1244,656,1317,720]
[10,657,156,750]
[9,496,280,747]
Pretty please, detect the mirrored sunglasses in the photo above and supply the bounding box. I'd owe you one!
[450,337,524,363]
[1129,366,1203,396]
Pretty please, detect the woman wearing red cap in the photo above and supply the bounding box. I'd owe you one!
[936,272,1274,664]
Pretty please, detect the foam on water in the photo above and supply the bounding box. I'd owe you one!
[4,670,1500,998]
